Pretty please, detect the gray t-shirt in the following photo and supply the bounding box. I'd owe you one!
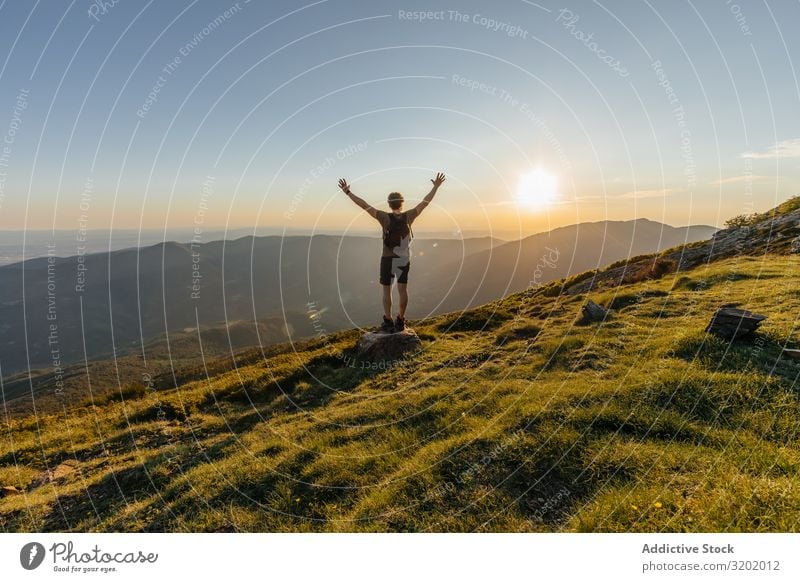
[375,209,419,257]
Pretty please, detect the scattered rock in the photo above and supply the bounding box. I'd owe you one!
[706,307,766,339]
[577,300,609,324]
[1,485,22,497]
[443,353,486,368]
[357,328,422,363]
[783,348,800,361]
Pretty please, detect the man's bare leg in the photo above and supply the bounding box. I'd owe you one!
[382,284,392,319]
[397,283,408,319]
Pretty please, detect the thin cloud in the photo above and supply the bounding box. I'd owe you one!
[710,175,768,185]
[740,138,800,159]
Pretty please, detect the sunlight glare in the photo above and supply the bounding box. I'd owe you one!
[517,169,558,210]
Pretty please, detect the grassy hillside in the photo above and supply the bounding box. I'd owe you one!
[1,205,799,532]
[0,316,306,419]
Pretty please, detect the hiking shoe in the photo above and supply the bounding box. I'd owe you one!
[395,316,406,332]
[380,316,395,333]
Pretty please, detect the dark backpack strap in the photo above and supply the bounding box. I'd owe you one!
[383,213,396,245]
[404,211,413,239]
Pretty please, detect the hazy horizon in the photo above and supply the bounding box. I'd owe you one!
[0,213,722,267]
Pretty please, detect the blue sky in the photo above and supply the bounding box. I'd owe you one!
[0,0,798,237]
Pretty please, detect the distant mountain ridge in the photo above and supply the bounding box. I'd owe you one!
[0,219,714,377]
[419,218,717,311]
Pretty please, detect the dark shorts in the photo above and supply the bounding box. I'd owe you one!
[379,256,410,286]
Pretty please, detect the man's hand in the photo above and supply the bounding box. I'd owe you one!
[412,172,445,218]
[340,178,378,218]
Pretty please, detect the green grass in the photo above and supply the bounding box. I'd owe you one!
[1,253,799,532]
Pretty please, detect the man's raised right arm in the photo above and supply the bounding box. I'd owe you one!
[339,178,378,219]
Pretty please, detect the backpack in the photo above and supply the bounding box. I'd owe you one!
[383,212,413,250]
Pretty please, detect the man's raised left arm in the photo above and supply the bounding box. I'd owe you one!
[411,172,445,217]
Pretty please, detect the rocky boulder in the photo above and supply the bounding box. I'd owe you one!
[1,485,22,497]
[706,307,766,339]
[357,328,422,364]
[577,300,609,324]
[782,348,800,361]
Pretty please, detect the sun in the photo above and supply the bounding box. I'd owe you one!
[516,169,558,210]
